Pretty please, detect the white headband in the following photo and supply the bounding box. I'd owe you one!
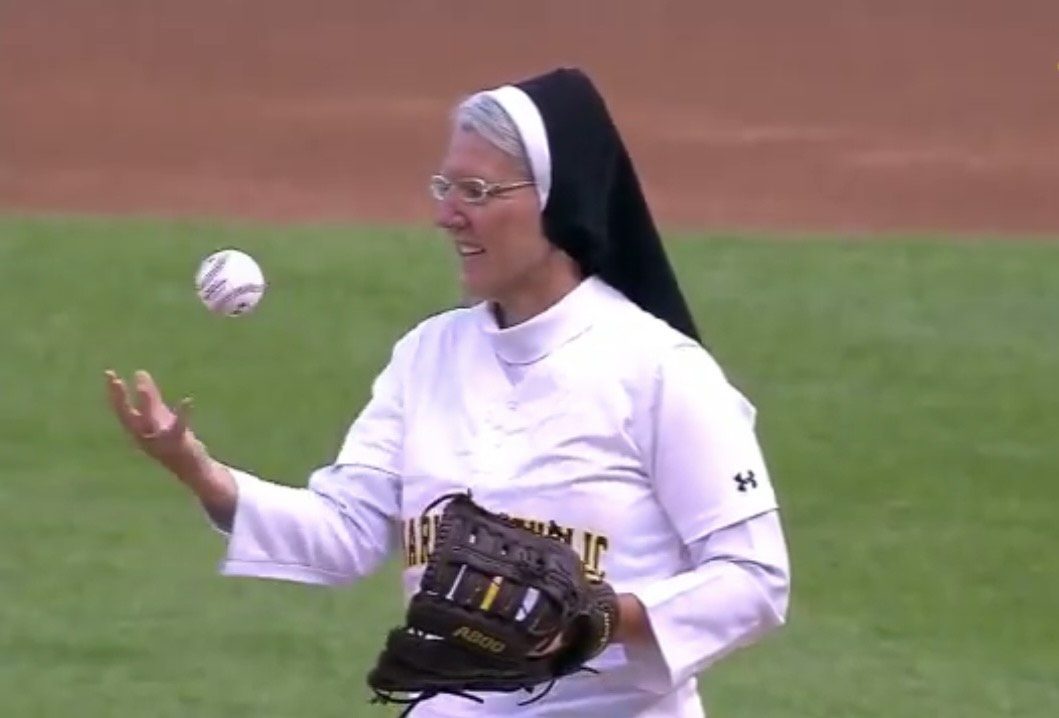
[484,85,551,208]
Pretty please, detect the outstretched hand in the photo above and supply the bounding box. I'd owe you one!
[106,369,189,448]
[105,368,239,529]
[105,369,238,523]
[105,369,209,481]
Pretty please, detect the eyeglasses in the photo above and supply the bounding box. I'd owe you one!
[429,174,535,205]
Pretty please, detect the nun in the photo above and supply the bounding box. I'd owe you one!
[105,67,791,717]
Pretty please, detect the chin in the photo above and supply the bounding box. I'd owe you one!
[458,290,483,307]
[457,281,487,306]
[459,274,498,302]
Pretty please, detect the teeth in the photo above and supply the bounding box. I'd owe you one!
[457,245,484,256]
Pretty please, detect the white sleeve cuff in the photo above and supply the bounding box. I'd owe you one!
[206,465,397,586]
[620,570,705,692]
[620,512,791,694]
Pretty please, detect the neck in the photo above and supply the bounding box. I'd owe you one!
[493,264,583,328]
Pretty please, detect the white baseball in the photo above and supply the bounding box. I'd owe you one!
[194,249,267,316]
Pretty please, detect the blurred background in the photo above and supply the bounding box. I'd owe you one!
[4,0,1059,233]
[1,2,1057,717]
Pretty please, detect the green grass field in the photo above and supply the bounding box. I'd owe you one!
[1,214,1056,717]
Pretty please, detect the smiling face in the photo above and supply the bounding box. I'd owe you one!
[433,127,581,326]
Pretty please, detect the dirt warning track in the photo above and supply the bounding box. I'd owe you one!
[3,1,1057,235]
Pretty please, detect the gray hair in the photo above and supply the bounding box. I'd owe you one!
[453,92,531,176]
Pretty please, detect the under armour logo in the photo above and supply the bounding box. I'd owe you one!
[734,471,758,492]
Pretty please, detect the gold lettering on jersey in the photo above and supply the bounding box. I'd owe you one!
[407,514,440,566]
[402,512,608,581]
[405,519,416,567]
[581,533,609,583]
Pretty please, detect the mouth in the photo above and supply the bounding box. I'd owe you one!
[456,243,485,258]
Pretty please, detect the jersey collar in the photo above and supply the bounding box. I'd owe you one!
[476,276,617,365]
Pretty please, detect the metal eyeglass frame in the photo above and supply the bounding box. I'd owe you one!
[429,174,535,205]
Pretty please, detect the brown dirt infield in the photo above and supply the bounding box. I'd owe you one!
[3,1,1057,236]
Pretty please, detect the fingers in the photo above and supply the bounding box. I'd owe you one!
[134,370,165,430]
[134,370,160,405]
[106,369,189,441]
[106,370,200,482]
[161,396,194,441]
[105,369,144,435]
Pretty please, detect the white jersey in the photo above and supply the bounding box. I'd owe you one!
[214,276,790,717]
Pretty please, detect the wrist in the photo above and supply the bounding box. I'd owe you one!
[170,438,230,504]
[168,436,214,486]
[614,593,651,646]
[181,452,238,521]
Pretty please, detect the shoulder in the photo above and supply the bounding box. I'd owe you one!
[388,303,481,363]
[591,287,723,377]
[587,287,752,412]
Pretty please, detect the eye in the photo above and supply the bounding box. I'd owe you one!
[454,178,489,204]
[428,175,451,201]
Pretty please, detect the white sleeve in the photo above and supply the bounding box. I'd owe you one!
[622,510,790,693]
[648,344,779,544]
[207,330,415,585]
[622,345,790,692]
[213,464,400,585]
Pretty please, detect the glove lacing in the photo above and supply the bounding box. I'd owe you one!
[369,664,600,717]
[370,687,483,717]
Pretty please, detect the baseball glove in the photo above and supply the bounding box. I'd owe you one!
[367,491,620,715]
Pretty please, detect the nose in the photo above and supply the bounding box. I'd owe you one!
[434,195,467,232]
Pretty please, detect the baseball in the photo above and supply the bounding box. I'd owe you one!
[194,249,267,316]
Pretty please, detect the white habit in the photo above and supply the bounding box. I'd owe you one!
[211,276,791,717]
